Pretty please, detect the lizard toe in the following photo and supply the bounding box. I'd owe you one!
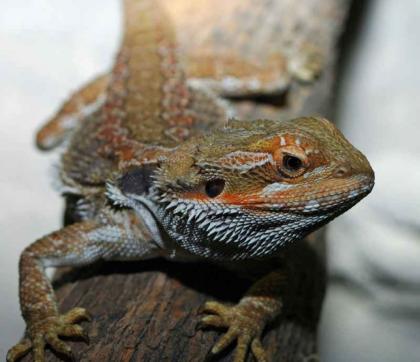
[198,315,225,330]
[62,307,91,324]
[8,309,90,362]
[6,339,32,362]
[44,332,74,358]
[200,300,269,362]
[32,336,46,362]
[60,323,90,343]
[202,300,231,315]
[251,338,268,362]
[211,326,240,354]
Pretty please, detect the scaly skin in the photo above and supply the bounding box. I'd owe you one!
[8,0,374,361]
[36,74,109,151]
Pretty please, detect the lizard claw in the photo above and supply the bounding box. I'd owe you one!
[7,307,90,362]
[200,301,269,362]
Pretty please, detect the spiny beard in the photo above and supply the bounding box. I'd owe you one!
[155,194,332,260]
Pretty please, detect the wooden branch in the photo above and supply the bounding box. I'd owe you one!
[22,0,351,360]
[36,233,325,362]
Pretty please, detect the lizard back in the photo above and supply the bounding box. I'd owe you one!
[61,0,229,188]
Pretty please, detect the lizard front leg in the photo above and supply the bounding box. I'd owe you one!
[7,219,158,362]
[200,269,286,362]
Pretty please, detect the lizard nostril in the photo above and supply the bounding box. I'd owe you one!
[334,166,348,178]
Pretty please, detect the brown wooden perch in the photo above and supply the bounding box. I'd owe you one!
[22,0,351,360]
[44,234,325,362]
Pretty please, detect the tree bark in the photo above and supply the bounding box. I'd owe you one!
[23,0,351,360]
[37,234,324,362]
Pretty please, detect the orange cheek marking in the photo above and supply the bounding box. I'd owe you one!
[182,191,261,205]
[182,191,208,201]
[219,193,244,204]
[219,193,266,206]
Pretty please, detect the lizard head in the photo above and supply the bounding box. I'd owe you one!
[112,117,374,260]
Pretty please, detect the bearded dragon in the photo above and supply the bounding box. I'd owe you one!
[7,0,374,361]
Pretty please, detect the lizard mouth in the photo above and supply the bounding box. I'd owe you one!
[291,174,375,215]
[231,174,375,216]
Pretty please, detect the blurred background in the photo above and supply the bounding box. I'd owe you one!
[1,1,419,361]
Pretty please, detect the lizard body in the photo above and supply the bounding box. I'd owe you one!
[8,0,373,361]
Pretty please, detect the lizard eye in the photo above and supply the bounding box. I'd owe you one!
[280,154,306,177]
[205,179,225,198]
[283,155,303,171]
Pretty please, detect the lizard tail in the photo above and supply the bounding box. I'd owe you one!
[98,0,194,150]
[36,0,191,152]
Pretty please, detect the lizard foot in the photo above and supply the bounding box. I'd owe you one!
[199,300,269,362]
[7,307,90,362]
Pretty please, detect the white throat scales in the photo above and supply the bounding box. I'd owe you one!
[154,195,332,260]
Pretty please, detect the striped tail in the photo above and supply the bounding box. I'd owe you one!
[97,0,195,162]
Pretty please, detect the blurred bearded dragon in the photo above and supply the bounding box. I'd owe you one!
[7,0,373,361]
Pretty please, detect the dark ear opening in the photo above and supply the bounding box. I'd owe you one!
[118,163,157,196]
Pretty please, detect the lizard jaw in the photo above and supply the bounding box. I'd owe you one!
[150,172,374,260]
[252,173,375,215]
